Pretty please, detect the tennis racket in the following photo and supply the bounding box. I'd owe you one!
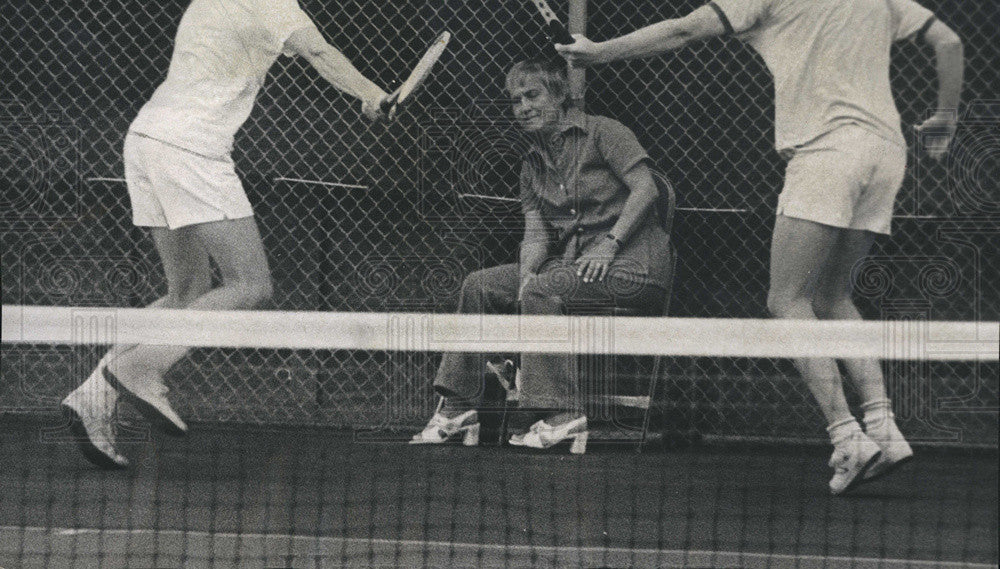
[527,0,575,44]
[381,31,451,116]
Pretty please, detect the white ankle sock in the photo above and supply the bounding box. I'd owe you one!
[861,399,893,429]
[826,417,862,446]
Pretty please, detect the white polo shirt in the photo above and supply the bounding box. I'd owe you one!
[129,0,316,157]
[709,0,935,151]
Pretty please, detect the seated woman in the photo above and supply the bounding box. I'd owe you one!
[412,56,672,452]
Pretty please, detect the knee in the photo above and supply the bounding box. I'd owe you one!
[812,294,856,320]
[176,276,212,306]
[165,271,212,308]
[243,278,273,308]
[460,270,486,295]
[230,274,273,308]
[767,289,805,319]
[520,282,562,315]
[811,295,836,320]
[525,266,576,301]
[765,293,783,318]
[455,272,485,309]
[456,268,511,312]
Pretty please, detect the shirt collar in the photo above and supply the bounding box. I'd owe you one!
[558,107,588,134]
[526,108,589,157]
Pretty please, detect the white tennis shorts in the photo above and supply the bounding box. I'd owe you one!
[123,133,254,230]
[777,125,907,235]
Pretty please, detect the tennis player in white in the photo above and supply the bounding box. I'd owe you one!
[556,0,963,494]
[61,0,389,468]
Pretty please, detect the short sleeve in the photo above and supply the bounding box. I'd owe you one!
[886,0,936,42]
[519,162,542,214]
[262,0,318,56]
[595,118,650,182]
[708,0,772,35]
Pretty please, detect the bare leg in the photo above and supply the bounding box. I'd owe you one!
[812,228,912,478]
[811,229,887,403]
[93,225,214,373]
[67,228,212,402]
[61,226,214,465]
[174,217,272,311]
[768,216,886,493]
[109,217,272,384]
[766,215,852,425]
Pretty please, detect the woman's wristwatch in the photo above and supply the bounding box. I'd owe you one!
[605,233,624,248]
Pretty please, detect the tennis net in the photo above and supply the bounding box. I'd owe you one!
[1,306,998,568]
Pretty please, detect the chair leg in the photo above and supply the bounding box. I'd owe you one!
[638,245,676,454]
[637,355,664,453]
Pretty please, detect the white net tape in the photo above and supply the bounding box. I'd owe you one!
[3,306,998,361]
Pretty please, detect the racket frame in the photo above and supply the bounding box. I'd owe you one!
[381,31,451,114]
[527,0,575,44]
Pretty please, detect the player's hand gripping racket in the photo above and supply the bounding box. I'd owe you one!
[380,31,451,118]
[527,0,575,45]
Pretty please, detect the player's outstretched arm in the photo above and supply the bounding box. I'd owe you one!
[555,5,725,67]
[913,19,964,161]
[285,26,389,121]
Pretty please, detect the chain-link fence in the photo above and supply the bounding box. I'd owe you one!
[2,0,996,446]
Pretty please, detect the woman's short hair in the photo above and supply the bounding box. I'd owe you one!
[505,56,570,108]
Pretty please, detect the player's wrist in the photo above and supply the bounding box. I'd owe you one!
[366,85,387,104]
[595,40,617,64]
[605,233,623,251]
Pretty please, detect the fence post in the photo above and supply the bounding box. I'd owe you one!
[568,0,587,109]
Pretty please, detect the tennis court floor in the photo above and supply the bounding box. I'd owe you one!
[2,416,996,568]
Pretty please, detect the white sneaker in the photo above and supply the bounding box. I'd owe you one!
[828,431,882,495]
[61,390,129,469]
[864,415,913,481]
[103,367,187,437]
[521,416,588,454]
[410,409,479,446]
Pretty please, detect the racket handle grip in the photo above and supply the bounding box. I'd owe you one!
[378,79,403,114]
[548,21,575,44]
[380,88,401,114]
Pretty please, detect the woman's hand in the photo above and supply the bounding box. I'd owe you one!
[575,237,619,283]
